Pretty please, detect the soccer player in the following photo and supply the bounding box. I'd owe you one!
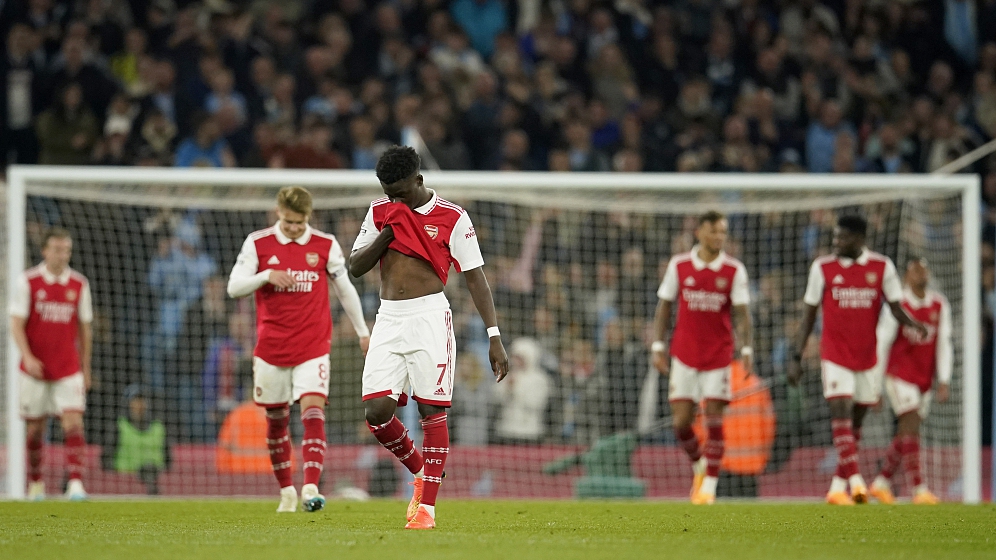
[788,214,927,505]
[651,211,753,505]
[10,228,93,501]
[869,258,951,505]
[228,186,370,513]
[350,146,508,529]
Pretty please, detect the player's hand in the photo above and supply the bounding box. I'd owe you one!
[490,337,509,382]
[936,383,950,403]
[652,346,669,376]
[911,320,929,339]
[741,353,755,379]
[358,336,370,356]
[267,269,295,289]
[23,354,44,379]
[787,356,803,387]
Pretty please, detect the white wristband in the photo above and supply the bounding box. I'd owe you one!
[740,346,753,357]
[651,341,665,353]
[487,326,501,338]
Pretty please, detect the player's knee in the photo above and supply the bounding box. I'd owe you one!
[364,402,393,426]
[265,406,290,420]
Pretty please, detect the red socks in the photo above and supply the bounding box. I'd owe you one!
[64,427,85,482]
[27,433,44,482]
[901,435,922,488]
[266,407,293,488]
[703,414,724,478]
[879,435,903,480]
[675,425,702,463]
[301,406,326,487]
[831,418,859,479]
[367,416,424,475]
[420,413,449,506]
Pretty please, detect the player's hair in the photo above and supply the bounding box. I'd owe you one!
[698,210,726,226]
[376,145,420,185]
[42,227,72,248]
[836,214,867,236]
[276,186,313,216]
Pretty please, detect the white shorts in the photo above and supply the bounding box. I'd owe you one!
[20,372,86,419]
[253,354,330,407]
[667,357,732,403]
[361,292,455,407]
[821,360,881,405]
[885,376,933,418]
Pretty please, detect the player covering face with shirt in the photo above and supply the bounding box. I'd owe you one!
[350,146,508,529]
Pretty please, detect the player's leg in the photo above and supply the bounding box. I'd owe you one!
[904,388,938,504]
[693,366,732,505]
[292,355,331,512]
[54,373,87,500]
[253,357,296,512]
[872,376,913,503]
[406,304,456,529]
[667,358,704,497]
[21,373,49,500]
[823,362,863,504]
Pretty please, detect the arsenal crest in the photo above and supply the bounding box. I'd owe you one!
[424,224,438,239]
[715,277,728,290]
[306,252,320,267]
[930,311,939,322]
[865,272,878,285]
[65,289,77,302]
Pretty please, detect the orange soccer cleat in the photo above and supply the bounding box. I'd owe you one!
[912,489,940,505]
[690,490,715,505]
[404,505,436,530]
[869,482,895,505]
[407,478,424,522]
[850,484,868,505]
[826,491,856,506]
[690,458,706,499]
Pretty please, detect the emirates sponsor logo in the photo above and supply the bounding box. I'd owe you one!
[306,252,320,267]
[831,286,879,308]
[34,301,75,323]
[682,289,727,312]
[274,269,321,293]
[424,224,438,239]
[902,323,936,345]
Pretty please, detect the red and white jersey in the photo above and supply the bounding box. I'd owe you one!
[352,189,484,283]
[804,249,902,371]
[230,225,347,367]
[10,264,93,381]
[657,246,749,370]
[875,288,953,392]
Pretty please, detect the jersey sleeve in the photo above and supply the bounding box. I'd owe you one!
[351,205,380,255]
[731,262,750,306]
[656,257,679,301]
[802,261,825,306]
[326,236,348,279]
[874,304,898,375]
[881,258,903,302]
[936,294,953,385]
[448,211,485,272]
[227,236,269,298]
[9,273,30,318]
[78,281,93,323]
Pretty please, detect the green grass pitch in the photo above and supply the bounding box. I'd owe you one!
[1,500,994,560]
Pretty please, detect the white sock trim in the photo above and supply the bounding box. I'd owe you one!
[421,504,435,518]
[700,476,719,496]
[829,476,847,494]
[415,468,424,479]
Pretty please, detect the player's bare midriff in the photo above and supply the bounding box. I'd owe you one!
[380,249,444,300]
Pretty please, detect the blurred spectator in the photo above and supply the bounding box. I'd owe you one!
[450,353,493,445]
[174,114,236,167]
[805,100,850,173]
[495,338,552,444]
[101,385,171,496]
[279,120,343,169]
[451,0,508,59]
[1,23,42,164]
[35,81,98,164]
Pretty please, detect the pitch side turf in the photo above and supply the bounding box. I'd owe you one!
[1,500,993,560]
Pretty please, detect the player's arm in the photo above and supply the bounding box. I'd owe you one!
[731,264,754,376]
[935,295,953,402]
[789,261,824,386]
[882,259,928,336]
[78,282,94,390]
[464,266,509,382]
[349,206,393,277]
[873,305,899,379]
[651,257,679,375]
[227,236,290,297]
[9,274,42,378]
[327,238,371,354]
[886,301,927,336]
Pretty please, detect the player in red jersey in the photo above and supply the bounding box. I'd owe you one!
[228,186,370,513]
[869,258,951,505]
[350,146,508,529]
[651,211,753,505]
[788,214,927,505]
[10,228,93,501]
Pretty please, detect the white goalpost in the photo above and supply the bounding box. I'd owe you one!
[1,166,981,503]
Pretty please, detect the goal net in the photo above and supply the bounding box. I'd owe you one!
[2,167,981,502]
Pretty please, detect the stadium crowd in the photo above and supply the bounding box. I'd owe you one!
[3,0,996,462]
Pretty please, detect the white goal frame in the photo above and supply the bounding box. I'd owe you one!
[3,165,982,502]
